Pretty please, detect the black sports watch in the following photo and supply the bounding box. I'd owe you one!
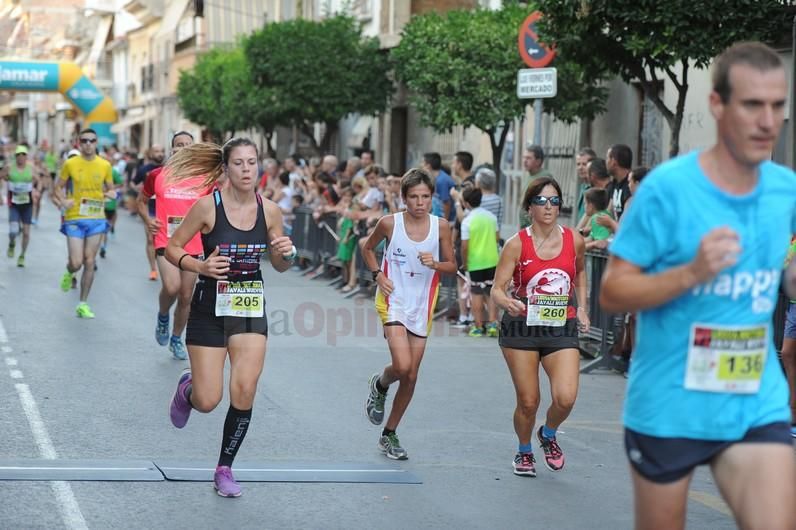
[371,270,381,281]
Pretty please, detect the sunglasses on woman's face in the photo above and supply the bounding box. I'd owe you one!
[531,195,561,207]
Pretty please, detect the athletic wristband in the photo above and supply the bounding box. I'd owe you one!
[177,253,190,271]
[283,245,297,261]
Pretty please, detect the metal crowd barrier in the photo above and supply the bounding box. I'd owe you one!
[291,207,455,319]
[579,251,626,374]
[291,207,341,276]
[579,250,791,375]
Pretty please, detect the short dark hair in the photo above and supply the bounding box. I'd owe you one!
[423,152,442,171]
[360,149,374,159]
[462,187,482,208]
[364,164,385,178]
[585,188,609,211]
[79,128,97,138]
[713,42,783,104]
[630,166,649,184]
[278,171,290,186]
[289,153,302,165]
[401,168,434,198]
[608,144,633,170]
[525,144,544,162]
[522,176,562,211]
[171,131,194,147]
[454,151,473,172]
[588,158,609,181]
[578,147,597,159]
[292,194,304,205]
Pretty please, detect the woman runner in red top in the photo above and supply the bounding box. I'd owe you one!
[138,131,212,359]
[492,177,589,477]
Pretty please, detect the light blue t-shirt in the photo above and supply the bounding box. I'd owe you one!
[610,151,796,440]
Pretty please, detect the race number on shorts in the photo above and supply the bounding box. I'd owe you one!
[167,215,184,237]
[9,182,32,205]
[215,280,264,318]
[684,324,767,394]
[526,294,568,327]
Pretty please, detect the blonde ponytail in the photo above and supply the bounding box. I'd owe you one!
[166,142,225,189]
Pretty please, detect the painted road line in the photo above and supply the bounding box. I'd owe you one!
[3,314,89,530]
[15,383,88,529]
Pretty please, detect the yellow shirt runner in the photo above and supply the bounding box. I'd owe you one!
[59,156,113,221]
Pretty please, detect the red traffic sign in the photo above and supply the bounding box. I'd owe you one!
[518,11,556,68]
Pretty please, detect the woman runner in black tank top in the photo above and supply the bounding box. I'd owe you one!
[163,138,297,498]
[193,188,269,314]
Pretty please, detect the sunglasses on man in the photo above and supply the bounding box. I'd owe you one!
[79,138,97,144]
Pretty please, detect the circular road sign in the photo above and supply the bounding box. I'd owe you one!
[518,11,556,68]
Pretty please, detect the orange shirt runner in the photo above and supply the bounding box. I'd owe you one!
[142,167,211,256]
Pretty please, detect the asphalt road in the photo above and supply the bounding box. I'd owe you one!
[0,200,735,529]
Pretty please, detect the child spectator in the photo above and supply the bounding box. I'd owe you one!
[460,187,500,337]
[336,187,359,293]
[584,188,612,250]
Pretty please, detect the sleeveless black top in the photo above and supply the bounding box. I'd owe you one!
[196,189,268,297]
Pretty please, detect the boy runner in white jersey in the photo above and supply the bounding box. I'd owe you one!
[601,42,796,530]
[361,169,456,459]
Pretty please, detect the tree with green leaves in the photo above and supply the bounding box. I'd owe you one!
[391,4,607,183]
[536,0,789,158]
[177,48,238,141]
[178,46,289,151]
[244,15,393,154]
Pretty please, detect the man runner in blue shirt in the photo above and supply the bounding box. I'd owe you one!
[601,41,796,530]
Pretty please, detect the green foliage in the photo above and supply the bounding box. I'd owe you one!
[536,0,789,156]
[537,0,787,75]
[391,4,607,133]
[245,15,392,151]
[177,47,251,139]
[177,46,289,143]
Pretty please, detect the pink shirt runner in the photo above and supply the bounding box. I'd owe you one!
[143,167,210,255]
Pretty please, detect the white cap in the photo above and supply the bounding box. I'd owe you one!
[67,149,80,158]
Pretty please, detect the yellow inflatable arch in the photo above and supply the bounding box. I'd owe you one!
[0,60,117,145]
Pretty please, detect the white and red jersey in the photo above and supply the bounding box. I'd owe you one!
[512,225,577,320]
[375,213,441,337]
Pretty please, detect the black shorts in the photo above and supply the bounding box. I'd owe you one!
[498,313,579,356]
[9,202,33,226]
[104,208,116,220]
[383,321,424,339]
[469,267,495,295]
[185,287,268,348]
[625,422,792,484]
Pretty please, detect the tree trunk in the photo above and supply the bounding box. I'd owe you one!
[319,121,338,156]
[263,128,275,158]
[487,123,511,191]
[299,123,321,156]
[668,61,689,159]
